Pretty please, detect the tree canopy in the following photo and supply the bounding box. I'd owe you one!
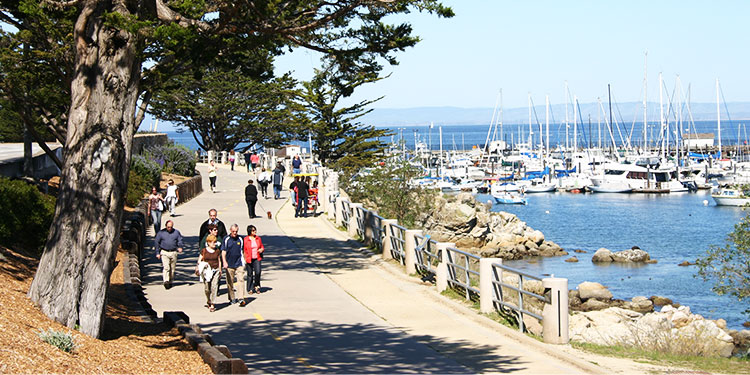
[302,67,392,171]
[2,0,453,338]
[697,212,750,318]
[149,67,309,152]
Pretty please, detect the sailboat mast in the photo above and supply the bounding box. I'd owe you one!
[659,73,665,159]
[643,51,648,152]
[565,81,570,151]
[574,95,578,152]
[545,94,550,157]
[717,78,722,158]
[528,93,533,150]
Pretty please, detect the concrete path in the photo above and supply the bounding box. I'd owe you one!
[141,163,663,374]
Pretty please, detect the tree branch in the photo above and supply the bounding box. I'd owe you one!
[153,0,211,32]
[133,90,152,132]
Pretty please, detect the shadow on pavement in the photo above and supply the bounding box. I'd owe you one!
[201,318,527,374]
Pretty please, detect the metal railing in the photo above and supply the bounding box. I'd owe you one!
[389,224,407,265]
[491,262,550,333]
[414,235,439,276]
[341,199,351,230]
[371,214,386,251]
[354,206,367,238]
[445,246,481,301]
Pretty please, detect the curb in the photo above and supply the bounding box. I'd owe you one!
[163,311,248,374]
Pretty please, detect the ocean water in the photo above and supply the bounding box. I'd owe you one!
[164,119,742,153]
[474,190,749,329]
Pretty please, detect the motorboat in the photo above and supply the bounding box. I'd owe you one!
[711,186,750,206]
[588,182,633,193]
[493,191,527,205]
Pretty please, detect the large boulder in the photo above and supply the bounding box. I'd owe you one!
[611,248,651,263]
[577,281,613,300]
[623,296,654,314]
[571,306,736,357]
[421,193,565,260]
[591,248,614,262]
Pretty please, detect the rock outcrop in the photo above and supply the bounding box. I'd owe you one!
[570,305,739,357]
[420,193,566,260]
[591,247,654,263]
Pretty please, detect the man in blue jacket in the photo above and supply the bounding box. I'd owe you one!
[221,224,246,305]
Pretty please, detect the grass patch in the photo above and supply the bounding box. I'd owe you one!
[571,341,750,374]
[440,287,527,334]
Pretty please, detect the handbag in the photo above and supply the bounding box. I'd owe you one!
[157,200,164,211]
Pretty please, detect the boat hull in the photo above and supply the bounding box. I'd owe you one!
[711,195,750,206]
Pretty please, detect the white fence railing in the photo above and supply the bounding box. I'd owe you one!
[319,165,569,344]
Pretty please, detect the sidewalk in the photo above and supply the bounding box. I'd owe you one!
[141,163,666,374]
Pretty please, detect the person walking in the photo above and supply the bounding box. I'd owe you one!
[244,150,252,172]
[289,175,300,207]
[272,163,284,199]
[197,234,222,312]
[229,149,236,171]
[245,179,259,218]
[208,160,218,193]
[243,225,265,295]
[250,152,260,172]
[147,187,166,234]
[199,208,228,240]
[154,220,184,289]
[295,176,310,218]
[199,224,223,253]
[221,224,245,305]
[292,154,302,175]
[257,168,271,198]
[165,179,179,217]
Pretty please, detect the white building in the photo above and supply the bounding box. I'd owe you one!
[683,133,714,149]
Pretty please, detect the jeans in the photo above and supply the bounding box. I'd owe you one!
[259,182,269,197]
[293,168,301,175]
[291,190,297,205]
[246,259,262,291]
[273,184,281,199]
[150,210,162,234]
[295,196,308,217]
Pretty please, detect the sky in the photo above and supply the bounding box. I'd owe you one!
[274,1,750,111]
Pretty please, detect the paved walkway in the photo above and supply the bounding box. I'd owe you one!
[141,163,665,374]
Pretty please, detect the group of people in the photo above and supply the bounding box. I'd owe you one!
[155,208,265,312]
[147,179,180,234]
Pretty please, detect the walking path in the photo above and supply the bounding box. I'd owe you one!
[141,163,673,374]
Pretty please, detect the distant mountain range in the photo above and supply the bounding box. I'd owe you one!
[362,102,750,126]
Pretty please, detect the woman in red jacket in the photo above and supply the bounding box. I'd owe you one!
[242,225,264,303]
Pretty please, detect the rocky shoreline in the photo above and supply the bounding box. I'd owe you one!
[418,193,748,357]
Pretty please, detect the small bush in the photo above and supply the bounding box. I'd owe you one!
[37,329,77,353]
[0,177,56,254]
[130,154,161,187]
[125,170,149,207]
[144,143,196,177]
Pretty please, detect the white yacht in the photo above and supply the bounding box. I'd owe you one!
[590,162,688,193]
[711,186,750,206]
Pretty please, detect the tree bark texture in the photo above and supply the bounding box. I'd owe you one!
[28,2,141,338]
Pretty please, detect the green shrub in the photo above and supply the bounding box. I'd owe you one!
[130,154,161,187]
[0,177,56,254]
[37,329,77,353]
[143,143,196,177]
[125,169,149,207]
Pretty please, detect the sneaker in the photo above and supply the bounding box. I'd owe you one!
[239,299,247,307]
[163,281,169,289]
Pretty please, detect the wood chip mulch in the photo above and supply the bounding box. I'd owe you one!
[0,245,212,374]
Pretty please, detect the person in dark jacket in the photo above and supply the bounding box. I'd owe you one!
[199,208,228,240]
[245,179,259,218]
[272,163,284,199]
[295,177,310,218]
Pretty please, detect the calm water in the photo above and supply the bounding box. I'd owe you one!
[164,119,741,153]
[474,190,749,329]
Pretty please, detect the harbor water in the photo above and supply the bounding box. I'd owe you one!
[475,190,748,329]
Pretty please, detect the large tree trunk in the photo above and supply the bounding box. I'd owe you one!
[28,2,141,338]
